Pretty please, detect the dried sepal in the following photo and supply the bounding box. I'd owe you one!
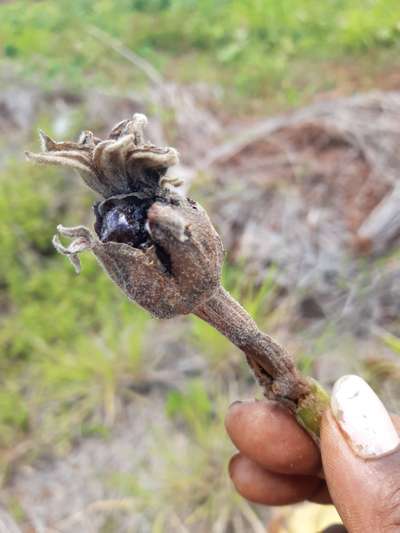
[25,113,180,198]
[52,224,96,274]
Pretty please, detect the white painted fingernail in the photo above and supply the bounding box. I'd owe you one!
[331,375,400,459]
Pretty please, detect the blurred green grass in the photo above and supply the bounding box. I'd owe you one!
[1,0,399,103]
[0,159,155,452]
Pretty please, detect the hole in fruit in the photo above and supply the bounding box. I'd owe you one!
[93,194,173,273]
[94,196,153,248]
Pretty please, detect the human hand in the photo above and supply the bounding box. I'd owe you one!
[225,375,400,532]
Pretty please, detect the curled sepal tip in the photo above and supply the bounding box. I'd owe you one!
[52,225,95,274]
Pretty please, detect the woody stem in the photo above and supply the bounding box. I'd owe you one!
[194,285,311,410]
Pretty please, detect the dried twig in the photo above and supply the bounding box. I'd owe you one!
[54,498,135,531]
[0,509,23,533]
[206,91,400,339]
[356,183,400,254]
[203,91,400,171]
[88,26,164,88]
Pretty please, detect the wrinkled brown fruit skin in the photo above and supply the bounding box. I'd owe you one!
[26,113,224,319]
[91,191,224,318]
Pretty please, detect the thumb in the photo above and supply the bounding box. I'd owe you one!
[321,375,400,533]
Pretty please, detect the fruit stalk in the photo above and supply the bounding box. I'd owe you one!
[195,286,330,443]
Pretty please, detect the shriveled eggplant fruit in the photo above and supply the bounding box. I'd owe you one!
[26,113,329,444]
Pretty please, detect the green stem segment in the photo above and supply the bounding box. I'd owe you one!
[195,285,330,444]
[296,377,330,444]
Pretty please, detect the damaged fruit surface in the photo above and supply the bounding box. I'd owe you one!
[26,113,224,318]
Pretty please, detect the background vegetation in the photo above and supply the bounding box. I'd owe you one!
[2,0,400,104]
[1,1,400,531]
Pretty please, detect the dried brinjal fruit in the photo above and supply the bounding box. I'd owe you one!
[26,114,225,318]
[26,113,329,443]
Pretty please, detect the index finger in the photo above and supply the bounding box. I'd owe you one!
[225,399,321,475]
